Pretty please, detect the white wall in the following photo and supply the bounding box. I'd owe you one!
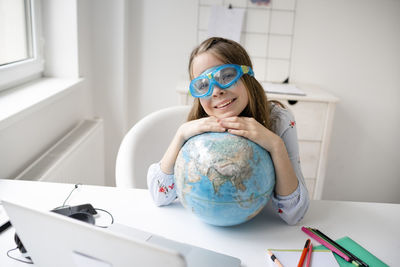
[290,0,400,203]
[89,0,127,185]
[126,0,198,125]
[78,0,198,184]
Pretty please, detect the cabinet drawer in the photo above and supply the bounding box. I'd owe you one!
[299,141,321,178]
[282,100,328,141]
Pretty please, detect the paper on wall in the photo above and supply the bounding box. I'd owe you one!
[207,6,245,43]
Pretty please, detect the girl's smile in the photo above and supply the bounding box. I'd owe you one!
[214,97,236,109]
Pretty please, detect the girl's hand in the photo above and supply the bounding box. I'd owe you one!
[177,116,226,142]
[218,116,300,197]
[161,116,226,174]
[218,116,281,153]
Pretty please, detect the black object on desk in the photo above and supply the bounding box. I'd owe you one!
[0,220,11,234]
[51,203,97,216]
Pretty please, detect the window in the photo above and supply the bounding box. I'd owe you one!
[0,0,43,91]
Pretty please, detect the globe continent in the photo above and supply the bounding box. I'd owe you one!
[174,132,275,226]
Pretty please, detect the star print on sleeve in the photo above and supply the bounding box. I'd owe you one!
[277,203,284,213]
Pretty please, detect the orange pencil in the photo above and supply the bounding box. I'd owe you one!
[297,239,310,267]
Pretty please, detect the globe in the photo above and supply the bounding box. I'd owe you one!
[174,132,275,226]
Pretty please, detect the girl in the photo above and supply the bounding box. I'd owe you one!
[147,37,309,225]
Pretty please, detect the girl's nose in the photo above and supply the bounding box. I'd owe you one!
[212,85,225,97]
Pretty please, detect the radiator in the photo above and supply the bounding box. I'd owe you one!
[15,118,105,185]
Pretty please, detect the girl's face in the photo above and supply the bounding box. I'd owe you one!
[191,52,249,119]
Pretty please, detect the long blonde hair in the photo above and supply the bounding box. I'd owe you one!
[187,37,272,130]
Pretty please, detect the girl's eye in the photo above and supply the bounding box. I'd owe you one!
[195,79,209,92]
[215,68,237,84]
[198,84,208,91]
[221,73,235,82]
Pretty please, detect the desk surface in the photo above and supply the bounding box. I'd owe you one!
[0,179,399,267]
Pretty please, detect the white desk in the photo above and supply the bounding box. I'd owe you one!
[0,179,399,266]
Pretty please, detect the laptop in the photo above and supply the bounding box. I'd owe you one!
[2,200,241,267]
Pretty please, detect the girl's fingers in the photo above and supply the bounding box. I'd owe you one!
[194,119,225,135]
[227,128,248,137]
[218,117,244,129]
[201,122,225,132]
[219,121,242,129]
[209,126,226,132]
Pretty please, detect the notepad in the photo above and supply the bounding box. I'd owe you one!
[267,249,339,267]
[314,237,389,267]
[262,82,306,96]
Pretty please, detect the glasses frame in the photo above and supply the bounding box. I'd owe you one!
[189,64,254,98]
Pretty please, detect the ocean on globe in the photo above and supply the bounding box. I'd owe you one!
[174,132,275,226]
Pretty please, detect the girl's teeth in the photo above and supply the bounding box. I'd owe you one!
[218,99,233,108]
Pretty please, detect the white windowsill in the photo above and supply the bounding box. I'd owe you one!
[0,77,84,131]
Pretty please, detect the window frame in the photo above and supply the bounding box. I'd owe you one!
[0,0,44,92]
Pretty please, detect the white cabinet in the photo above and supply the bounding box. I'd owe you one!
[268,86,339,200]
[176,83,338,200]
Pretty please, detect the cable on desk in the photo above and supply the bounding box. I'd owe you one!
[52,183,83,210]
[7,247,33,264]
[62,183,82,207]
[94,207,114,228]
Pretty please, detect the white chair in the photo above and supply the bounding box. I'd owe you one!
[115,105,191,189]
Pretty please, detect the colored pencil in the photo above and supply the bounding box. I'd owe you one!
[306,242,312,267]
[297,239,310,267]
[267,250,284,267]
[301,227,351,261]
[310,228,368,267]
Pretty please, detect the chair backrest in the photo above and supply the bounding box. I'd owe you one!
[115,105,191,188]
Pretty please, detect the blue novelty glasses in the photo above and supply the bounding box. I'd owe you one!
[189,64,254,98]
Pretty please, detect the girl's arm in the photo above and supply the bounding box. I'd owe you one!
[267,137,299,196]
[147,162,177,206]
[147,116,226,206]
[218,116,298,196]
[218,112,309,225]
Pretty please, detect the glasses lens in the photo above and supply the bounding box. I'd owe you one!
[192,78,210,96]
[214,67,239,86]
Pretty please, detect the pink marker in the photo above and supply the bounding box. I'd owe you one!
[306,242,312,267]
[301,227,350,262]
